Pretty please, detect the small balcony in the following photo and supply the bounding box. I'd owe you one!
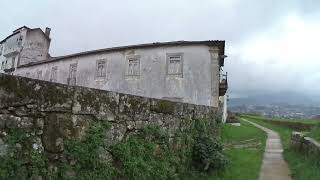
[3,67,15,73]
[3,46,21,57]
[219,73,228,96]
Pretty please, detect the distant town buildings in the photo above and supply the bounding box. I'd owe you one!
[230,104,320,119]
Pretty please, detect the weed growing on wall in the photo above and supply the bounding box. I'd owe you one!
[54,122,117,179]
[192,113,228,172]
[0,114,227,179]
[0,128,48,179]
[111,125,177,179]
[110,114,227,179]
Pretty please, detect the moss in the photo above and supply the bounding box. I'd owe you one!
[151,100,175,115]
[126,97,148,113]
[75,89,100,112]
[0,75,72,106]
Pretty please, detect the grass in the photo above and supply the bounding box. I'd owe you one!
[241,114,320,180]
[192,120,267,180]
[308,125,320,142]
[243,115,316,131]
[260,116,318,125]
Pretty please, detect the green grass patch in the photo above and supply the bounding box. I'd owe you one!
[191,120,267,180]
[241,115,320,180]
[308,123,320,142]
[242,115,316,131]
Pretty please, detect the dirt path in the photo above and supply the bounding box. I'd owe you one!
[241,118,292,180]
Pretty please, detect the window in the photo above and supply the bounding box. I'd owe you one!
[1,62,4,70]
[50,66,58,82]
[26,72,30,77]
[167,53,183,76]
[11,56,16,68]
[37,70,42,79]
[68,63,77,85]
[127,57,140,76]
[95,59,106,78]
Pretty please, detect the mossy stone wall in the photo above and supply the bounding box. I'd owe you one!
[0,72,217,154]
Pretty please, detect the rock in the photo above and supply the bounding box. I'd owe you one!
[97,147,113,163]
[105,123,127,146]
[26,104,37,109]
[0,138,8,156]
[0,109,10,114]
[36,118,44,129]
[135,121,147,129]
[15,106,29,116]
[20,117,34,129]
[72,101,82,113]
[55,138,64,151]
[42,113,72,153]
[15,143,22,150]
[3,115,21,128]
[0,115,6,129]
[8,107,15,111]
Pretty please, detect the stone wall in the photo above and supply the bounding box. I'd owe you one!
[291,132,320,158]
[0,72,217,157]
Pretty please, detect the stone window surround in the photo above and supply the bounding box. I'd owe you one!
[50,66,58,82]
[125,55,140,78]
[166,52,184,78]
[11,56,16,69]
[95,59,107,79]
[0,44,2,56]
[68,63,77,85]
[37,70,42,79]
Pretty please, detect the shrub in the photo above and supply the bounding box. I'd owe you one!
[111,126,176,180]
[309,123,320,142]
[54,122,117,179]
[191,115,228,172]
[0,114,227,179]
[0,128,48,179]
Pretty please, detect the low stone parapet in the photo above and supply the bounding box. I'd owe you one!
[291,131,320,158]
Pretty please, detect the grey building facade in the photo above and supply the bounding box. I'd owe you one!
[0,26,228,108]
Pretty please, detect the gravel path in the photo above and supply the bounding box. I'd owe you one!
[242,118,292,180]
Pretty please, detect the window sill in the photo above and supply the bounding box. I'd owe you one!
[125,75,140,80]
[166,74,183,79]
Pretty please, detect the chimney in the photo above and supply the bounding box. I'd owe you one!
[45,27,51,37]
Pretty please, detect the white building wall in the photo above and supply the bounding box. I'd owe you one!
[222,95,228,123]
[15,44,220,107]
[19,29,50,65]
[0,28,49,73]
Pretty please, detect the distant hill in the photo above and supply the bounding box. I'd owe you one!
[229,92,320,107]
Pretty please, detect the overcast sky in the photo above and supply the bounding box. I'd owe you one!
[0,0,319,98]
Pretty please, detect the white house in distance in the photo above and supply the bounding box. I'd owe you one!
[0,26,228,115]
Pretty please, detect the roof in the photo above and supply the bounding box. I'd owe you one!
[13,26,30,33]
[0,31,20,44]
[0,26,50,44]
[19,40,225,67]
[27,28,51,41]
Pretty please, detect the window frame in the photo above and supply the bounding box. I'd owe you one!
[95,59,107,79]
[0,44,3,56]
[50,66,58,82]
[166,52,184,77]
[11,56,16,68]
[126,55,140,77]
[37,70,42,80]
[68,63,77,85]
